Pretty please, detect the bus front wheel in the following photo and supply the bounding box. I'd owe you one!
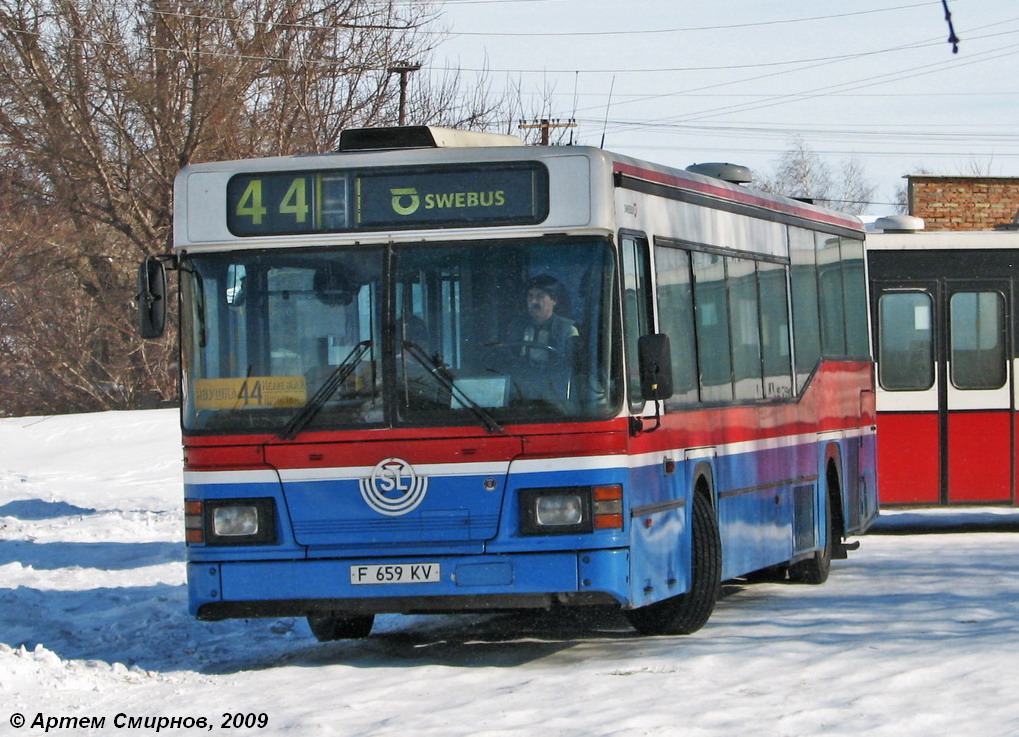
[307,612,375,642]
[625,491,722,636]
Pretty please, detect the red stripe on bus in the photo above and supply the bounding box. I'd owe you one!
[184,362,873,472]
[613,161,863,232]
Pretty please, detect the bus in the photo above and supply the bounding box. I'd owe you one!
[138,126,877,639]
[868,216,1019,506]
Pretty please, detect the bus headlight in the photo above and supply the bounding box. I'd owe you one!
[193,498,277,546]
[536,493,585,526]
[213,504,260,536]
[519,487,593,535]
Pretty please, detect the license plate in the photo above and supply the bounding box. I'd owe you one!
[350,563,441,585]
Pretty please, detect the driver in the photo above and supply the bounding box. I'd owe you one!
[514,275,578,365]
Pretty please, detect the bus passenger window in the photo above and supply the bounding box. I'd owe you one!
[878,292,934,391]
[789,228,821,392]
[727,256,764,401]
[950,291,1006,390]
[840,237,870,358]
[758,260,793,398]
[692,251,734,403]
[654,246,699,404]
[816,233,846,357]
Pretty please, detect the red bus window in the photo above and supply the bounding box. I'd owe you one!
[878,292,934,391]
[950,291,1006,390]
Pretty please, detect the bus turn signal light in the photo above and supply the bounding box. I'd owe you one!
[185,500,204,544]
[593,485,624,529]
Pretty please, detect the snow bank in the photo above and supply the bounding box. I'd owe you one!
[2,409,1018,736]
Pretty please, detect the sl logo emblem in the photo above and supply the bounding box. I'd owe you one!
[359,457,428,516]
[390,188,420,216]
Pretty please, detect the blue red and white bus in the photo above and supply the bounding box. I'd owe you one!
[138,126,877,638]
[868,217,1019,506]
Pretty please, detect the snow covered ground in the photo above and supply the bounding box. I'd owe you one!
[2,409,1018,736]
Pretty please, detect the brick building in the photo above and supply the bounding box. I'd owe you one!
[906,175,1019,231]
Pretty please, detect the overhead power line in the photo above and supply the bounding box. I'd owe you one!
[441,1,945,37]
[581,120,1019,145]
[434,24,1019,75]
[544,90,1019,101]
[637,42,1019,128]
[603,144,1019,161]
[580,20,1019,134]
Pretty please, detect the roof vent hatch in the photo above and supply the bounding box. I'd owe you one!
[685,162,753,185]
[338,126,523,152]
[873,215,925,233]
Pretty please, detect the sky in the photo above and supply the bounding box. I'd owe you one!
[3,408,1019,736]
[428,0,1019,215]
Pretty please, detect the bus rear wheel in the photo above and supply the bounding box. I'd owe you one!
[307,612,375,641]
[625,492,722,636]
[788,477,834,585]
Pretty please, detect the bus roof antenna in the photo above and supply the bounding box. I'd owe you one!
[600,76,616,149]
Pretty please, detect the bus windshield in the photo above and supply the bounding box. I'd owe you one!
[180,239,620,434]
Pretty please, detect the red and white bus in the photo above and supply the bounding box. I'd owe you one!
[869,217,1019,506]
[139,126,877,639]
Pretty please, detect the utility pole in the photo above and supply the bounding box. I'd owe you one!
[388,62,421,126]
[518,118,577,145]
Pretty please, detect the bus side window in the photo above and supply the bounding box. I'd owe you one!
[727,256,764,401]
[758,260,793,398]
[840,237,870,358]
[692,251,734,403]
[950,291,1006,390]
[789,227,821,392]
[654,246,699,405]
[816,233,847,358]
[621,235,654,409]
[878,292,934,391]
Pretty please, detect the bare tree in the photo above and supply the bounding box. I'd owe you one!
[754,137,876,216]
[0,0,504,416]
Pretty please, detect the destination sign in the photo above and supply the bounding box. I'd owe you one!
[355,165,547,228]
[194,376,307,410]
[226,163,548,236]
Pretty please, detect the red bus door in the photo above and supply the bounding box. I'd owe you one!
[944,282,1012,502]
[875,283,941,504]
[875,280,1014,504]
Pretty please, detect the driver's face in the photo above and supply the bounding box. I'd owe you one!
[526,288,556,324]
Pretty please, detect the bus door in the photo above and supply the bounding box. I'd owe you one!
[943,280,1012,503]
[874,280,1013,504]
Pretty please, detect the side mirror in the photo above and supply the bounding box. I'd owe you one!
[137,257,167,339]
[638,333,674,401]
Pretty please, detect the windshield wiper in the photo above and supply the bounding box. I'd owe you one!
[279,340,372,440]
[402,341,504,435]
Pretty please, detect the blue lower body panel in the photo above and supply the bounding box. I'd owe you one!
[189,549,630,619]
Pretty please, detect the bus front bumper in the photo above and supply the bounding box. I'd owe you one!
[188,549,631,620]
